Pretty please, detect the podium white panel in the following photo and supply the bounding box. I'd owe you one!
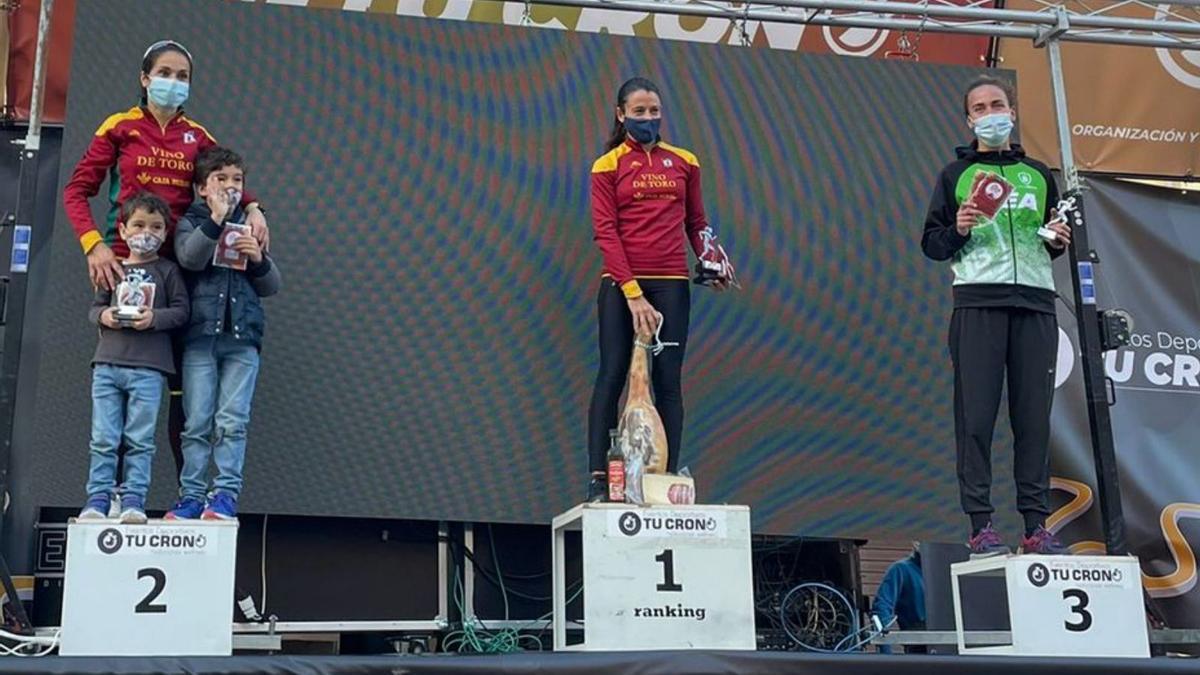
[952,554,1149,658]
[60,520,238,656]
[552,504,754,651]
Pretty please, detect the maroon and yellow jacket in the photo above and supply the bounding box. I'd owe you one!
[63,106,254,259]
[590,137,709,299]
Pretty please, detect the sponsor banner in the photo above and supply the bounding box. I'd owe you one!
[999,0,1200,176]
[1048,176,1200,628]
[253,0,991,65]
[87,526,214,557]
[608,509,729,539]
[1022,559,1135,590]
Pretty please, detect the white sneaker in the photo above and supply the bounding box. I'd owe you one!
[77,506,108,520]
[119,505,147,525]
[78,494,111,520]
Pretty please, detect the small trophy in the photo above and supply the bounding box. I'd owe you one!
[213,187,249,271]
[212,222,251,271]
[114,267,156,325]
[968,171,1014,219]
[1039,195,1076,243]
[692,226,740,289]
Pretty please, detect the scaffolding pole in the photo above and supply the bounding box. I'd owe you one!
[1045,27,1128,555]
[0,0,53,635]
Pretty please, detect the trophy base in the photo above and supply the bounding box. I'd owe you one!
[1037,226,1059,243]
[693,261,723,287]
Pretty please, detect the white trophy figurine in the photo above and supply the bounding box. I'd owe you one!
[1039,195,1076,244]
[114,267,156,323]
[693,226,740,289]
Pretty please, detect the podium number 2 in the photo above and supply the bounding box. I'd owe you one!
[655,550,683,592]
[1063,589,1092,632]
[136,568,167,614]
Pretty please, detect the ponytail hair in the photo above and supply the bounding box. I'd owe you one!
[604,77,661,151]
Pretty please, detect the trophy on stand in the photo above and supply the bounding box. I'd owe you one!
[114,267,156,326]
[1039,195,1076,243]
[693,226,740,289]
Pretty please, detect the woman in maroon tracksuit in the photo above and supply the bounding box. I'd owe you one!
[586,77,734,501]
[63,40,270,489]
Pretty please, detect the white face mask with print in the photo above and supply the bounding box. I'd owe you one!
[127,232,163,255]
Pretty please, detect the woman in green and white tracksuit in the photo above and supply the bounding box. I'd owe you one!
[922,76,1073,557]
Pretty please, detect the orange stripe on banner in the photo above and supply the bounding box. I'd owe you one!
[1046,476,1094,534]
[1048,476,1200,598]
[1145,503,1200,598]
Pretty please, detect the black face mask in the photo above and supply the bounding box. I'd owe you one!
[624,117,661,144]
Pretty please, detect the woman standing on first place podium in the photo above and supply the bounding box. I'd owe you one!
[585,77,736,502]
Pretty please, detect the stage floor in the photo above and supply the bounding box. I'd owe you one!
[1,651,1195,674]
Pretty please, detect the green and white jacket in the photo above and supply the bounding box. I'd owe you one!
[922,142,1064,314]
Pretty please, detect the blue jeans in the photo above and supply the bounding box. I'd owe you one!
[179,334,261,501]
[87,365,165,500]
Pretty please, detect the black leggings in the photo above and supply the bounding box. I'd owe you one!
[587,278,690,474]
[950,307,1057,521]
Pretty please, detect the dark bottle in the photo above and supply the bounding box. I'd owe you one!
[607,430,625,503]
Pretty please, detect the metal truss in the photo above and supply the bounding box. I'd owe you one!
[524,0,1200,50]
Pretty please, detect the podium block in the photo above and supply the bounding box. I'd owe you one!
[60,520,238,656]
[551,503,754,651]
[951,554,1149,658]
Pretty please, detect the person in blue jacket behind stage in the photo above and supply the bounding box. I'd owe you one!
[872,543,927,654]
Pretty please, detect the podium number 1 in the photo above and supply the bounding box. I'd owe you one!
[136,567,168,614]
[655,550,683,592]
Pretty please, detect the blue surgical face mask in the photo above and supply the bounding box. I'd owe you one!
[147,77,190,109]
[624,117,661,145]
[973,112,1014,148]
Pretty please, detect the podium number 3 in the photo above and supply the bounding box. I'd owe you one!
[655,550,683,592]
[136,567,167,614]
[1063,589,1092,632]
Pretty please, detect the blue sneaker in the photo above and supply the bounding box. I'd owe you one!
[202,492,238,521]
[78,494,111,520]
[968,523,1010,557]
[1021,526,1070,555]
[165,497,205,520]
[119,494,147,525]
